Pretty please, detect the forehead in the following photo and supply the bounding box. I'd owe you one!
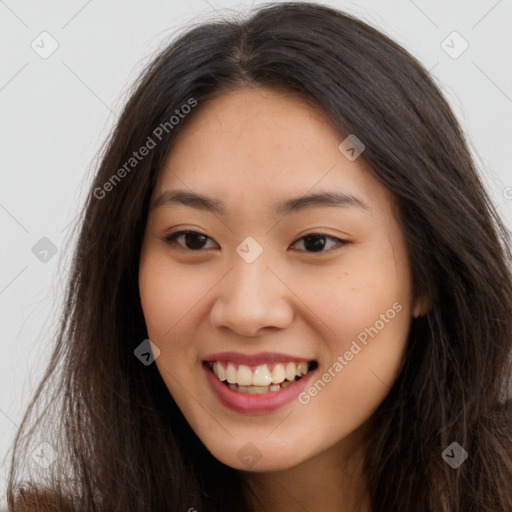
[154,87,395,217]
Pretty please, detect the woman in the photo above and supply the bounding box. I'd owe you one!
[6,2,512,511]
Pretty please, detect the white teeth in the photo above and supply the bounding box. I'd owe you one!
[228,383,293,394]
[211,360,313,389]
[226,362,237,384]
[213,361,227,381]
[252,364,273,386]
[245,385,269,394]
[298,361,308,376]
[285,362,297,381]
[237,365,253,386]
[271,363,286,384]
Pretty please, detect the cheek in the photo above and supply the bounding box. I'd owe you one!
[138,254,197,337]
[299,249,412,371]
[138,256,201,393]
[302,269,406,339]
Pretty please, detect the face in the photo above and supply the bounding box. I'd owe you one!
[139,86,424,472]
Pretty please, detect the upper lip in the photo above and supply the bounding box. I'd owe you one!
[203,351,315,366]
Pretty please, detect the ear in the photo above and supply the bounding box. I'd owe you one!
[412,294,433,318]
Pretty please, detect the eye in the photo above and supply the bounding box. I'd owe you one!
[164,230,218,251]
[164,230,348,254]
[290,233,348,253]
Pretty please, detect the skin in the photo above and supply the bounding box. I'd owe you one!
[138,86,429,512]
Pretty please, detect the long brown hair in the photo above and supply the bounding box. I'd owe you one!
[7,2,512,511]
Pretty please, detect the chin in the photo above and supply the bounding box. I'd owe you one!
[201,435,310,472]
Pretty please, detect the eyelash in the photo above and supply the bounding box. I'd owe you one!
[163,230,348,254]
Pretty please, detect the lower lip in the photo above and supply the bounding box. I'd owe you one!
[203,362,317,414]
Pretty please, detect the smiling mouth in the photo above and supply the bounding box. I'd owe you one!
[204,360,318,394]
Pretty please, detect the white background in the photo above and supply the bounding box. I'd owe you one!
[1,0,511,504]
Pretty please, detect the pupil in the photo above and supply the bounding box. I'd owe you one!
[304,235,326,252]
[186,233,207,250]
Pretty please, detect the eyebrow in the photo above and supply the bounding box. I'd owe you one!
[151,188,370,216]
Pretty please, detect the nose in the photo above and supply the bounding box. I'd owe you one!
[209,253,294,337]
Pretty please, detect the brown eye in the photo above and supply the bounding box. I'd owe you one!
[291,234,347,253]
[164,230,217,251]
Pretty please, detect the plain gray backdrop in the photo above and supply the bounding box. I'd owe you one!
[1,0,511,504]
